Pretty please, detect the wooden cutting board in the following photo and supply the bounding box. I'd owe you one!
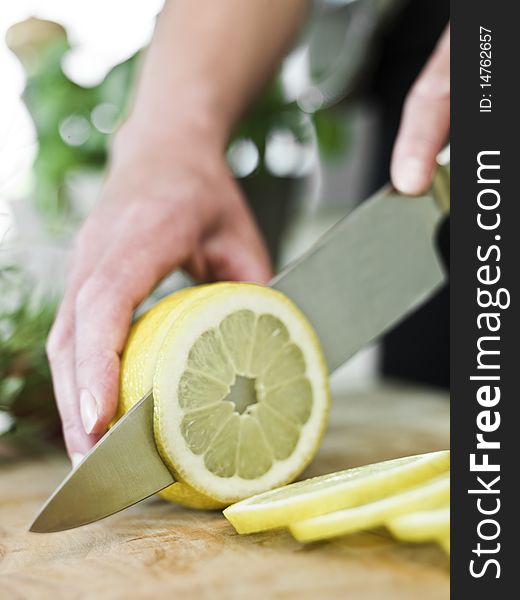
[0,383,449,599]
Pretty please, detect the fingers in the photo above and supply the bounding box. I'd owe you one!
[204,231,273,284]
[391,26,450,195]
[46,297,102,464]
[47,216,113,463]
[197,190,273,284]
[49,190,202,460]
[73,202,194,436]
[48,168,272,464]
[74,283,132,436]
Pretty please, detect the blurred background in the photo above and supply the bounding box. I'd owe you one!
[0,0,448,457]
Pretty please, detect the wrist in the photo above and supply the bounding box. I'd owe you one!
[110,94,227,169]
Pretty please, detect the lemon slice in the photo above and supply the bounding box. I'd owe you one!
[386,506,450,543]
[289,472,450,542]
[439,536,450,555]
[386,506,450,555]
[118,282,330,507]
[223,450,449,533]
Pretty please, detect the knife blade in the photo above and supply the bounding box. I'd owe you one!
[271,186,446,371]
[30,185,447,533]
[30,391,174,532]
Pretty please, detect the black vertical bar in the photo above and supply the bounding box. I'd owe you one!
[452,1,518,596]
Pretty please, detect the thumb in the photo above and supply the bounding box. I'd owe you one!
[222,235,273,284]
[203,224,273,285]
[391,26,450,195]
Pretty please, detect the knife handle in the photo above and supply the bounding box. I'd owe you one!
[431,145,450,273]
[432,145,450,215]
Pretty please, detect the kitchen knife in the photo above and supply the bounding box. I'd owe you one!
[31,391,175,532]
[30,178,449,533]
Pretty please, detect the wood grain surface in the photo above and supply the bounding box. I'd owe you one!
[0,382,449,600]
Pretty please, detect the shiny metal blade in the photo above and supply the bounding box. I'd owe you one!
[30,392,174,532]
[271,188,446,371]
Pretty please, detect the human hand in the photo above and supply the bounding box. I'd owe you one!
[46,122,272,464]
[391,26,450,195]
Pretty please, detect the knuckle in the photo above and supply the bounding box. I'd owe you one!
[404,134,438,155]
[127,199,151,220]
[77,348,118,378]
[75,279,104,313]
[77,278,128,319]
[61,412,80,439]
[121,200,172,234]
[73,220,99,257]
[46,325,69,363]
[75,287,92,315]
[409,76,450,104]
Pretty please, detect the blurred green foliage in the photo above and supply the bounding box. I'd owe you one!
[233,81,349,163]
[24,37,137,225]
[24,34,348,228]
[0,267,60,455]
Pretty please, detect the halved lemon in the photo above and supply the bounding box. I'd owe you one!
[289,472,449,542]
[118,282,330,507]
[223,450,449,533]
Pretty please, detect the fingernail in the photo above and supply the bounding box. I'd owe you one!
[394,158,427,195]
[80,389,98,435]
[71,452,84,469]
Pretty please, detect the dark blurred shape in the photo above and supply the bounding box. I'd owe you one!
[365,0,450,388]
